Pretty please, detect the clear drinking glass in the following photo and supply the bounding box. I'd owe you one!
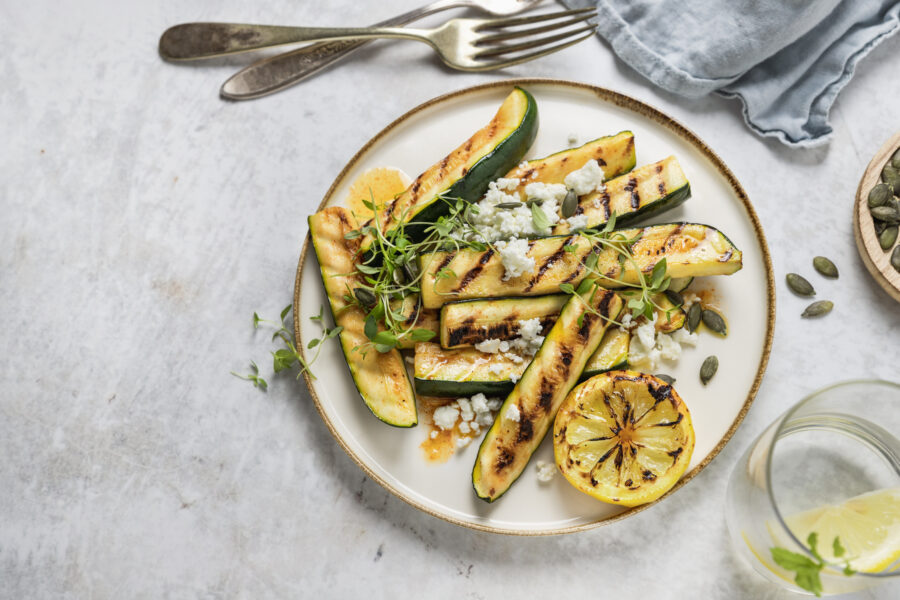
[726,380,900,595]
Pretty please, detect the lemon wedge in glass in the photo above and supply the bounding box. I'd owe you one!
[784,487,900,573]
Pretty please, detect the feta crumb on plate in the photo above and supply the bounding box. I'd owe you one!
[564,213,589,231]
[433,405,459,430]
[536,460,556,483]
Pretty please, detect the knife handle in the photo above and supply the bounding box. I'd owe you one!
[220,0,461,100]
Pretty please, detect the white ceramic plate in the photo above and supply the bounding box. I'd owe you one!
[294,79,774,535]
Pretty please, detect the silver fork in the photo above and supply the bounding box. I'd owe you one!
[159,8,598,71]
[221,0,545,101]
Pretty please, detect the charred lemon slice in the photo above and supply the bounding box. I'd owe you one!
[553,370,695,507]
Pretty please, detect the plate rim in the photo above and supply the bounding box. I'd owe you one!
[293,78,776,536]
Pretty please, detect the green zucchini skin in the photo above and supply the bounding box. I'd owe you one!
[360,87,538,256]
[414,378,515,398]
[472,289,624,502]
[419,223,743,309]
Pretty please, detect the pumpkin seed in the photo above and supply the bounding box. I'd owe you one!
[888,176,900,195]
[700,356,718,386]
[495,202,523,209]
[883,164,899,183]
[871,205,900,223]
[786,273,815,296]
[655,374,676,385]
[868,183,892,208]
[561,189,578,218]
[663,289,684,306]
[686,303,701,333]
[392,267,406,285]
[801,300,833,318]
[892,148,900,170]
[875,219,888,236]
[812,256,838,278]
[524,198,544,208]
[880,225,898,250]
[892,246,900,273]
[353,287,377,308]
[701,308,727,336]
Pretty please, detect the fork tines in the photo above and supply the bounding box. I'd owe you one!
[472,7,598,65]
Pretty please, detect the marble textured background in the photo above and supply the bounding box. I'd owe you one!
[2,1,898,598]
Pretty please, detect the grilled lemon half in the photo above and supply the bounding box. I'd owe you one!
[553,371,695,507]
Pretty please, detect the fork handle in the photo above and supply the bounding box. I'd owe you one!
[159,23,428,61]
[220,0,464,100]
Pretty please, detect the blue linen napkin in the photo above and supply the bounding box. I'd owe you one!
[562,0,900,147]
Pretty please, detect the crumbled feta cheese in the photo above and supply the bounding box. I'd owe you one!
[494,177,520,192]
[458,421,471,434]
[682,292,700,308]
[565,214,589,231]
[429,430,438,439]
[503,351,525,364]
[657,333,682,361]
[457,398,474,422]
[672,328,699,346]
[456,436,472,449]
[475,338,510,354]
[524,182,567,209]
[470,421,481,433]
[618,312,634,332]
[495,237,535,280]
[536,460,556,483]
[507,318,544,356]
[634,315,658,352]
[510,374,520,384]
[567,133,579,147]
[488,362,505,376]
[486,398,502,411]
[518,161,529,170]
[433,404,459,430]
[564,160,606,196]
[470,393,488,414]
[504,403,521,423]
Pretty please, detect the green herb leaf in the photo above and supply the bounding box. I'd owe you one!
[577,313,585,327]
[409,328,436,342]
[576,278,594,295]
[355,263,380,275]
[771,547,820,572]
[344,229,361,239]
[374,343,394,353]
[807,532,823,562]
[310,305,324,322]
[280,304,292,322]
[584,252,599,271]
[558,283,576,295]
[651,258,668,289]
[832,536,846,558]
[603,211,617,233]
[364,316,378,340]
[253,312,262,329]
[326,325,343,339]
[531,202,552,231]
[308,338,320,349]
[563,244,579,253]
[372,331,398,347]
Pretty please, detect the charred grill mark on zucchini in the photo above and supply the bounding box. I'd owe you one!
[524,238,571,292]
[516,419,534,443]
[454,248,494,292]
[624,177,640,208]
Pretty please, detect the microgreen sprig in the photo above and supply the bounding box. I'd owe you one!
[554,212,674,326]
[233,303,340,389]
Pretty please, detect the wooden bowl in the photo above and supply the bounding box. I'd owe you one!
[853,131,900,303]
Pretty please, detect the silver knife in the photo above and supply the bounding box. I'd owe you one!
[220,0,462,100]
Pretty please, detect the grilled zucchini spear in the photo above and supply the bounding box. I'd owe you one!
[308,207,417,427]
[419,223,742,309]
[358,87,538,254]
[472,288,624,502]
